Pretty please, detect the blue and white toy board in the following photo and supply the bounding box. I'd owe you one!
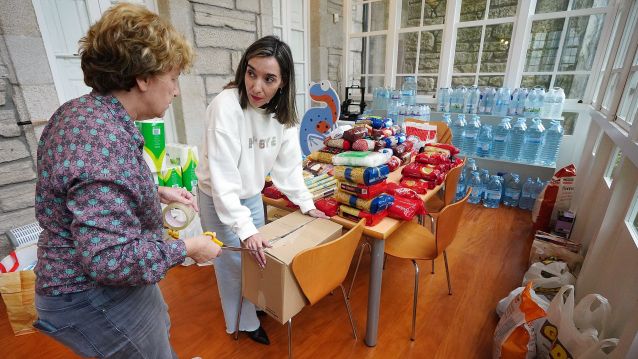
[299,80,340,156]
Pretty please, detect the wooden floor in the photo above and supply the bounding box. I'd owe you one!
[0,204,533,359]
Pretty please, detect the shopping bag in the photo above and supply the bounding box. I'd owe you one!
[0,270,37,335]
[579,338,619,359]
[493,283,548,359]
[496,283,550,318]
[522,261,575,300]
[572,294,611,344]
[536,285,602,358]
[529,238,583,274]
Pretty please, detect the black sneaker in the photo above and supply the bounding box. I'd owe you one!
[242,326,270,345]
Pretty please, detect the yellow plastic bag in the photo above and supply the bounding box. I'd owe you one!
[0,270,37,335]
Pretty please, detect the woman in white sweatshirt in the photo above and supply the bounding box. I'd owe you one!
[196,36,328,345]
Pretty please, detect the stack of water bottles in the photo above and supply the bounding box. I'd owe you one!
[455,158,545,210]
[447,113,563,166]
[372,76,430,128]
[436,85,564,119]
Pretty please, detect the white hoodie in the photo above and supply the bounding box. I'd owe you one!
[196,88,315,240]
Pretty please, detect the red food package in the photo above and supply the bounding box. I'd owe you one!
[343,127,369,142]
[401,162,440,180]
[352,138,376,151]
[388,196,427,221]
[338,180,387,200]
[314,197,339,217]
[386,156,401,172]
[426,143,460,156]
[415,152,449,165]
[324,138,351,150]
[262,186,284,199]
[393,140,414,157]
[399,150,413,165]
[385,182,421,200]
[532,164,576,232]
[400,176,435,194]
[339,205,388,226]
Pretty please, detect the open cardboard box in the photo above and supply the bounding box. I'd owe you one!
[241,211,343,324]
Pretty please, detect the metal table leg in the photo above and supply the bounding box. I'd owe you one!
[364,237,385,347]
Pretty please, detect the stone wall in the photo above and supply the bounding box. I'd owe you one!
[0,0,48,258]
[310,0,343,96]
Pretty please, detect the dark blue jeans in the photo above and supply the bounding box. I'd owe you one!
[34,284,177,358]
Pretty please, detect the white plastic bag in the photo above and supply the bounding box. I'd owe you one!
[573,294,611,344]
[493,283,548,359]
[496,284,550,318]
[522,261,575,299]
[579,338,619,359]
[0,245,38,273]
[536,285,604,359]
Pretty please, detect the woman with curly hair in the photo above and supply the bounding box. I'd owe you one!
[32,4,220,358]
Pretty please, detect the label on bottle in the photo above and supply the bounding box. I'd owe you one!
[526,138,541,144]
[486,190,501,200]
[494,135,507,142]
[464,133,477,139]
[505,188,520,200]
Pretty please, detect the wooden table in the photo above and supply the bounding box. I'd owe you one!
[263,166,443,347]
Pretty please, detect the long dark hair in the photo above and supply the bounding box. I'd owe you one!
[226,36,298,127]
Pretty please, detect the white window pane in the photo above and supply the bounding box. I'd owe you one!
[604,147,622,184]
[397,32,418,73]
[291,30,304,61]
[618,71,638,123]
[628,189,638,236]
[418,30,443,74]
[454,26,482,73]
[481,23,513,73]
[294,63,305,95]
[370,0,389,31]
[592,70,604,104]
[400,0,421,28]
[273,0,282,26]
[461,0,487,22]
[601,10,622,70]
[349,37,364,77]
[367,76,384,95]
[488,0,517,19]
[613,0,638,69]
[602,72,619,109]
[525,19,565,72]
[368,35,386,75]
[535,0,569,13]
[558,15,604,71]
[351,3,367,33]
[572,0,609,10]
[555,74,589,99]
[291,0,303,29]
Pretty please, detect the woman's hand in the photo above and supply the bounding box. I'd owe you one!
[183,235,221,263]
[306,208,330,219]
[244,233,272,269]
[158,186,198,212]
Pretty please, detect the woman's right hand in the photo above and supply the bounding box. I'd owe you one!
[244,233,272,269]
[183,235,222,263]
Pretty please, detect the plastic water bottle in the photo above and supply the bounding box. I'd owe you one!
[493,88,511,116]
[524,87,545,117]
[465,86,481,114]
[376,87,389,112]
[508,88,519,116]
[451,86,467,113]
[492,117,511,159]
[476,124,493,157]
[520,118,545,164]
[531,177,544,209]
[387,90,402,123]
[479,169,490,201]
[463,158,478,190]
[503,174,522,207]
[480,87,496,114]
[437,88,452,112]
[516,88,528,116]
[551,87,565,119]
[455,171,466,201]
[483,175,502,208]
[462,114,481,155]
[541,88,555,119]
[402,76,417,106]
[506,118,527,161]
[442,112,452,127]
[451,114,467,152]
[468,171,483,204]
[519,177,534,210]
[538,120,563,166]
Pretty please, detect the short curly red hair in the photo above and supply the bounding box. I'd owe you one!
[79,3,193,94]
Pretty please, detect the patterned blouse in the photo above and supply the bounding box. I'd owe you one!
[34,92,186,296]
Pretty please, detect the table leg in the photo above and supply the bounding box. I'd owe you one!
[365,237,385,347]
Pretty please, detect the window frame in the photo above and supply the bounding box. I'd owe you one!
[343,0,617,103]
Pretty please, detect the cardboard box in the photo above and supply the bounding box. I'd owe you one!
[242,211,343,324]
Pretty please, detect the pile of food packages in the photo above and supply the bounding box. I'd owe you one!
[262,116,462,225]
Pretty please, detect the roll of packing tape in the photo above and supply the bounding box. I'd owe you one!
[162,202,196,230]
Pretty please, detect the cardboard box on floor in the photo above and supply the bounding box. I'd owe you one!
[241,211,343,325]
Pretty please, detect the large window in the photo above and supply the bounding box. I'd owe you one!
[396,0,446,95]
[344,0,615,102]
[452,0,516,88]
[522,2,608,100]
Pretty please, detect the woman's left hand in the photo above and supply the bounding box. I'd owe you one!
[158,186,199,212]
[306,208,330,219]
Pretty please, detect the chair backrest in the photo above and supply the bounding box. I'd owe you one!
[442,159,465,206]
[435,122,452,144]
[434,189,471,256]
[291,220,365,305]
